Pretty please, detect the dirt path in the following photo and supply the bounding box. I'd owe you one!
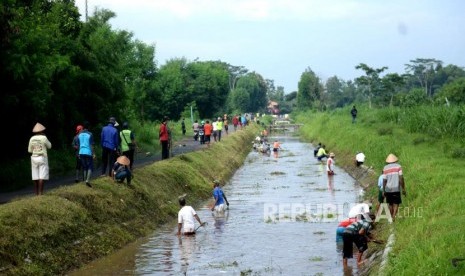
[0,135,208,204]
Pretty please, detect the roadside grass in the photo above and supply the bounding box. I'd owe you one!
[296,105,465,275]
[0,124,258,275]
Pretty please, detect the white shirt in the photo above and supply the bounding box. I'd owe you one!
[178,206,197,233]
[326,157,335,172]
[356,152,366,162]
[348,203,371,218]
[212,121,218,131]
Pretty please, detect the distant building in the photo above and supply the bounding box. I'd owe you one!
[268,101,280,115]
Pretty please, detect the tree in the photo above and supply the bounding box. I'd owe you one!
[297,68,322,110]
[435,77,465,105]
[355,63,388,108]
[405,58,443,97]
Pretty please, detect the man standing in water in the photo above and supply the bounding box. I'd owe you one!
[177,196,205,235]
[211,180,229,213]
[383,153,406,222]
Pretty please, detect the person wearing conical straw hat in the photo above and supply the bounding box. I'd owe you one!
[382,153,406,222]
[112,155,132,185]
[28,122,52,195]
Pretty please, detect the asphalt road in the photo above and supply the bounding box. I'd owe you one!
[0,135,206,204]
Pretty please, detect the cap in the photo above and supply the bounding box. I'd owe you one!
[76,125,84,134]
[330,152,335,157]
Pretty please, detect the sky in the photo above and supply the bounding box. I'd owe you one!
[75,0,465,93]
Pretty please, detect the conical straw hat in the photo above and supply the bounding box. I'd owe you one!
[32,122,46,133]
[385,153,398,163]
[117,155,130,166]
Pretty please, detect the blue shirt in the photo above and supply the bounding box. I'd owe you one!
[213,187,225,206]
[101,123,119,150]
[78,130,94,156]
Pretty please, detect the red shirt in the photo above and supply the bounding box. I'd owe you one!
[232,116,239,125]
[204,123,212,135]
[159,123,169,141]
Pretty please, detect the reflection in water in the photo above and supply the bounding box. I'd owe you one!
[178,235,196,275]
[212,210,229,234]
[328,175,335,198]
[71,136,361,276]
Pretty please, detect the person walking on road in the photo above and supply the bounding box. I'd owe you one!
[28,122,52,195]
[78,121,95,187]
[101,117,119,177]
[382,153,406,222]
[216,117,223,141]
[181,118,186,136]
[72,124,84,183]
[177,196,205,235]
[159,116,170,160]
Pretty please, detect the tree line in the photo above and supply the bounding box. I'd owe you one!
[296,58,465,110]
[1,0,276,163]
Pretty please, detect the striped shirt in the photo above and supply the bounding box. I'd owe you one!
[383,163,403,192]
[345,220,371,235]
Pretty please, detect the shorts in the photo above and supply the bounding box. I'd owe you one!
[385,192,402,205]
[342,231,368,259]
[205,135,211,142]
[31,155,49,180]
[378,189,385,203]
[214,204,225,213]
[356,161,364,167]
[273,148,278,152]
[327,171,334,176]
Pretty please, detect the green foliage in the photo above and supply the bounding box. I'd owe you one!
[297,68,322,110]
[434,77,465,105]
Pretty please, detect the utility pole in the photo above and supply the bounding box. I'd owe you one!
[85,0,88,22]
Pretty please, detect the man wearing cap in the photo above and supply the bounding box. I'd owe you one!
[211,180,229,213]
[78,121,95,187]
[72,125,84,183]
[28,122,52,195]
[383,153,406,221]
[159,116,170,159]
[112,155,132,185]
[101,117,119,176]
[327,152,336,175]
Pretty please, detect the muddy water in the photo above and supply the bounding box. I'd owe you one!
[71,136,363,275]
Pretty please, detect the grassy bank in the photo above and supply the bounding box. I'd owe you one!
[296,106,465,275]
[0,125,258,275]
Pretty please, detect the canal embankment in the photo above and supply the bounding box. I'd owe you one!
[0,125,258,275]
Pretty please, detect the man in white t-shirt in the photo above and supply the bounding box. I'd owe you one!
[355,152,366,167]
[177,197,204,235]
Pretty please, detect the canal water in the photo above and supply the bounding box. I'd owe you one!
[70,135,363,275]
